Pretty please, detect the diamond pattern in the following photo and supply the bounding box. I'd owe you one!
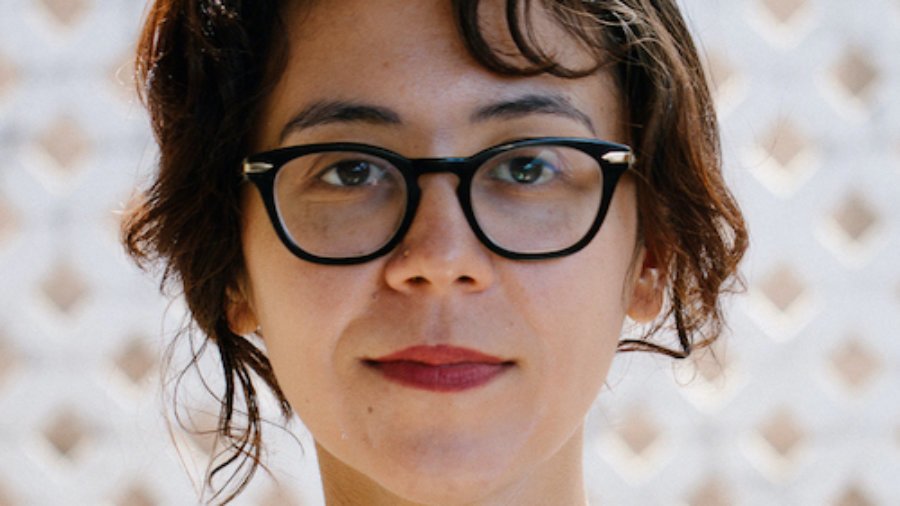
[834,484,875,506]
[114,335,156,386]
[757,265,807,315]
[829,335,881,392]
[831,47,879,103]
[186,406,222,458]
[35,116,92,173]
[114,484,157,506]
[615,409,661,458]
[693,343,728,384]
[706,51,738,102]
[39,0,91,27]
[751,118,820,196]
[761,120,812,174]
[759,0,809,25]
[687,475,732,506]
[707,52,735,91]
[41,261,89,315]
[757,408,805,460]
[42,409,91,460]
[831,192,879,246]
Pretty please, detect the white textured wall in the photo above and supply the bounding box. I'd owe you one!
[0,0,897,504]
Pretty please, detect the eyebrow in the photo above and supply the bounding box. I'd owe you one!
[279,101,401,143]
[278,93,596,143]
[471,94,596,135]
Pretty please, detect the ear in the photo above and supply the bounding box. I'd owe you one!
[225,283,259,336]
[626,247,665,323]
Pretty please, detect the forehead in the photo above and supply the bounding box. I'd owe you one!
[257,0,623,149]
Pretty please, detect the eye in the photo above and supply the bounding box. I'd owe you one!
[320,159,385,187]
[493,155,559,185]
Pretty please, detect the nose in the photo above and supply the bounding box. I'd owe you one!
[384,174,496,294]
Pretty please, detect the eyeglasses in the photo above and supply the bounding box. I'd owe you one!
[242,137,634,265]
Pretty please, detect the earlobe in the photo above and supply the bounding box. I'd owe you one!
[225,285,260,336]
[626,249,665,323]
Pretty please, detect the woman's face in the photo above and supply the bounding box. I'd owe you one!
[235,0,660,503]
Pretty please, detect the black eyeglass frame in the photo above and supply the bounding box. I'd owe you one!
[242,137,635,265]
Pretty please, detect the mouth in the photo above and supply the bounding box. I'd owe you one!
[363,345,515,393]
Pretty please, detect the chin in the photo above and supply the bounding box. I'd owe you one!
[355,435,523,504]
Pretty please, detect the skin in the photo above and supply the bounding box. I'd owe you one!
[229,0,664,504]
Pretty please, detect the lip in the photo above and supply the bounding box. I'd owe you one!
[365,345,513,392]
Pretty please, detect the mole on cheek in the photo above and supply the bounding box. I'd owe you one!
[367,406,374,414]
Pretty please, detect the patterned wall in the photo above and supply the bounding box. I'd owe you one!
[0,0,897,504]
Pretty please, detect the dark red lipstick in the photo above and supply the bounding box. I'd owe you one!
[365,345,512,392]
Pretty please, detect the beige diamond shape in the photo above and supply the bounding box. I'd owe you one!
[114,335,157,386]
[687,475,732,506]
[834,484,875,506]
[757,265,807,315]
[707,52,735,89]
[41,261,89,315]
[761,121,812,174]
[185,406,222,458]
[39,0,91,27]
[43,408,92,460]
[831,47,879,103]
[693,342,729,384]
[831,192,879,246]
[616,408,661,458]
[757,408,805,460]
[750,119,819,197]
[829,335,881,392]
[114,484,157,506]
[759,0,809,25]
[36,116,92,172]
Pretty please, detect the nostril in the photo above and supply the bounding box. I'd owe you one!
[410,276,427,285]
[458,275,475,284]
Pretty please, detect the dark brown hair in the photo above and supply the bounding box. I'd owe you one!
[123,0,747,502]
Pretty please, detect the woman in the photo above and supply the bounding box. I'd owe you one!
[124,0,747,504]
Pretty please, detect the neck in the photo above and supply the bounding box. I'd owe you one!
[317,427,589,506]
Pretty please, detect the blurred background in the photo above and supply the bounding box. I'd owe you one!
[0,0,897,504]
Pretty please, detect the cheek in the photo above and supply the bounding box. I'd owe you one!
[510,253,627,384]
[239,189,375,400]
[241,186,368,324]
[243,240,388,436]
[509,180,638,394]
